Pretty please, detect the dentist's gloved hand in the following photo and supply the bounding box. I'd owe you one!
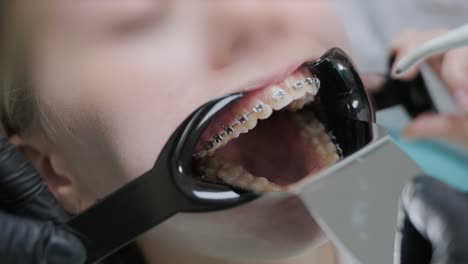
[394,175,468,264]
[391,29,468,147]
[0,137,86,264]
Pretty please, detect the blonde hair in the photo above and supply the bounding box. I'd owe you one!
[0,1,39,137]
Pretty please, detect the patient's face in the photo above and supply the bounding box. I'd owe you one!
[28,0,349,260]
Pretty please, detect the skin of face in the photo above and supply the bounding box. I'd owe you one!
[15,0,351,262]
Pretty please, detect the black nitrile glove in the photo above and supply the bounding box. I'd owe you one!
[0,137,86,264]
[394,175,468,264]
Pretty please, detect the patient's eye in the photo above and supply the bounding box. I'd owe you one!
[114,14,162,37]
[107,2,170,39]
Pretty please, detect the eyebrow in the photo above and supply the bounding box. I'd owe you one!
[72,1,168,35]
[109,7,166,36]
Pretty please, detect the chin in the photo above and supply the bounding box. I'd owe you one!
[155,192,327,261]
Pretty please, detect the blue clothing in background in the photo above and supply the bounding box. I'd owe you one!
[391,132,468,191]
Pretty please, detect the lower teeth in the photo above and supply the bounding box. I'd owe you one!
[197,113,339,192]
[287,93,316,112]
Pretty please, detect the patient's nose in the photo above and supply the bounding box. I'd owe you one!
[205,1,289,70]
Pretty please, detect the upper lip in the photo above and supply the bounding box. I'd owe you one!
[233,59,313,94]
[245,63,302,91]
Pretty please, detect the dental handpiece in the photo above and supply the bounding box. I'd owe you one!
[393,23,468,76]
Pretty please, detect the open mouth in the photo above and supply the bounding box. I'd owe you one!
[192,65,341,192]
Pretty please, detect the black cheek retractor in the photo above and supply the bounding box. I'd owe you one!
[65,48,376,263]
[304,48,376,157]
[65,94,259,263]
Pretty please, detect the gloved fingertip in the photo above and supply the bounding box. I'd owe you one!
[44,225,87,264]
[402,125,422,141]
[401,130,416,140]
[403,113,440,140]
[361,73,386,92]
[453,88,468,112]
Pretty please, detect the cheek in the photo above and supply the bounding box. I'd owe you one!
[70,57,216,181]
[82,83,200,181]
[38,67,216,197]
[33,13,221,196]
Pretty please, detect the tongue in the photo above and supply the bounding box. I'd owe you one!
[212,111,329,186]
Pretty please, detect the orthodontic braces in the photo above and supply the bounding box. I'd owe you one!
[194,76,320,158]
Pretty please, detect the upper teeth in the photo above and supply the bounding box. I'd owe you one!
[294,80,304,89]
[213,133,224,143]
[304,77,320,88]
[194,75,320,158]
[236,114,249,124]
[253,103,265,113]
[224,125,235,135]
[272,90,286,101]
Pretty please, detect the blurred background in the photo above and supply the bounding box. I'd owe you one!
[332,0,468,188]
